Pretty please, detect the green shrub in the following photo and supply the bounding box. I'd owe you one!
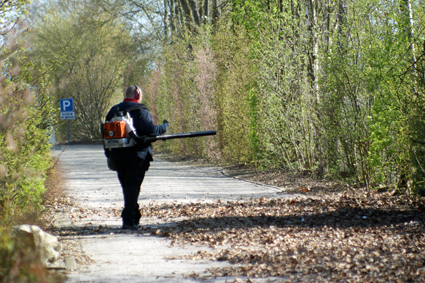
[0,57,54,224]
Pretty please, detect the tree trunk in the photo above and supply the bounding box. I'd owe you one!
[337,0,347,55]
[203,0,208,24]
[404,0,417,70]
[306,0,323,177]
[307,0,319,100]
[212,0,218,26]
[189,0,200,26]
[179,0,192,29]
[164,0,169,39]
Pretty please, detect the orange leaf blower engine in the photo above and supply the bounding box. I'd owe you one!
[102,110,139,149]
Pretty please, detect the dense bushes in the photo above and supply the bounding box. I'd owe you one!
[0,61,55,224]
[145,24,257,163]
[145,0,425,194]
[0,2,57,279]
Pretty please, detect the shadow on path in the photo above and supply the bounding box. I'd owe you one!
[53,197,424,238]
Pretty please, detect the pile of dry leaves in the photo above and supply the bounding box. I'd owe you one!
[142,189,425,282]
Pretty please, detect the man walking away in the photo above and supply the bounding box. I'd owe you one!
[104,85,169,229]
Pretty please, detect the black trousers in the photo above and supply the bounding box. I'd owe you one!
[114,158,150,226]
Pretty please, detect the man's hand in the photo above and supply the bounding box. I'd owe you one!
[163,119,169,131]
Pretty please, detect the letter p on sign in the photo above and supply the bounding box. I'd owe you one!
[60,98,74,112]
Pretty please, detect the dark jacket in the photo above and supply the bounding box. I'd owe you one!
[104,100,167,161]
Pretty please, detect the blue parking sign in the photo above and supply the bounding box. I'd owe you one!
[60,98,74,112]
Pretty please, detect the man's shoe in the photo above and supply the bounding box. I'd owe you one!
[122,224,138,230]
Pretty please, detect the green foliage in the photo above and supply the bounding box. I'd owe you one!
[32,0,136,141]
[0,59,54,223]
[147,21,258,163]
[0,0,30,31]
[0,0,59,279]
[222,0,425,193]
[247,84,260,162]
[0,6,56,220]
[406,26,425,195]
[152,28,221,159]
[249,2,317,170]
[231,0,289,38]
[213,23,256,163]
[154,37,196,155]
[319,0,425,191]
[20,0,425,195]
[148,0,425,196]
[409,88,425,195]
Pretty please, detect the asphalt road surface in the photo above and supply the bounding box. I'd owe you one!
[55,144,284,283]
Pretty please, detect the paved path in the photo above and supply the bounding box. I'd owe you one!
[56,145,284,282]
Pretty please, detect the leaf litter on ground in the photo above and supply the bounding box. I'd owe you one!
[141,189,425,282]
[42,161,425,282]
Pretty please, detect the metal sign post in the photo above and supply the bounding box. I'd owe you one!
[60,98,75,145]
